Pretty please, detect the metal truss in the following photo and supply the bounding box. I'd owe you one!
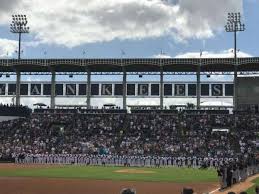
[1,57,259,71]
[0,71,259,76]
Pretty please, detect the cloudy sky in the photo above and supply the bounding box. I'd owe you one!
[0,0,258,107]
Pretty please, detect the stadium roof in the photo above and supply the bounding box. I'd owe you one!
[1,57,259,72]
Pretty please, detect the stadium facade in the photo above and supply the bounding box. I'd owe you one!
[1,57,259,109]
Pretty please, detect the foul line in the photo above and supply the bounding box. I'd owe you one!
[209,188,220,194]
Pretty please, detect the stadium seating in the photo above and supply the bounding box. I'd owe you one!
[0,111,257,159]
[0,104,32,117]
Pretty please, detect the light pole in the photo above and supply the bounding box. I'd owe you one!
[10,15,29,106]
[10,15,30,60]
[225,12,245,110]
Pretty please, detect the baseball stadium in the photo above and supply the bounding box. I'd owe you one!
[1,1,259,194]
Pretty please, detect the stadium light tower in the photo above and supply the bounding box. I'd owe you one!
[225,12,245,110]
[10,15,30,60]
[10,15,29,106]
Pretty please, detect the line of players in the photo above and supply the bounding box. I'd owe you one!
[14,153,238,168]
[15,153,259,190]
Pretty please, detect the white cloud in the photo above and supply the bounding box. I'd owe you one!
[0,0,243,47]
[0,38,17,57]
[0,38,40,58]
[151,49,253,59]
[0,0,21,19]
[175,49,253,58]
[153,53,172,58]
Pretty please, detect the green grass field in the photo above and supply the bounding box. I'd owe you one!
[246,177,259,194]
[0,166,218,183]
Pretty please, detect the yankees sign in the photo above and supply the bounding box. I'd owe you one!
[0,82,233,97]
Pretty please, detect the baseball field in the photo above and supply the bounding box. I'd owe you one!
[1,163,258,194]
[0,163,221,194]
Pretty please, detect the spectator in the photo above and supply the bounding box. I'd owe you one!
[182,188,194,194]
[121,188,136,194]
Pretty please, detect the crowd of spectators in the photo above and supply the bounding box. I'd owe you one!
[0,111,258,159]
[34,107,127,114]
[0,104,32,117]
[1,110,259,192]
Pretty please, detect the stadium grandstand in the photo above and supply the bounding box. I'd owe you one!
[1,4,259,194]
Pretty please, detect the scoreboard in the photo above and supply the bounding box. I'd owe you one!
[0,81,233,97]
